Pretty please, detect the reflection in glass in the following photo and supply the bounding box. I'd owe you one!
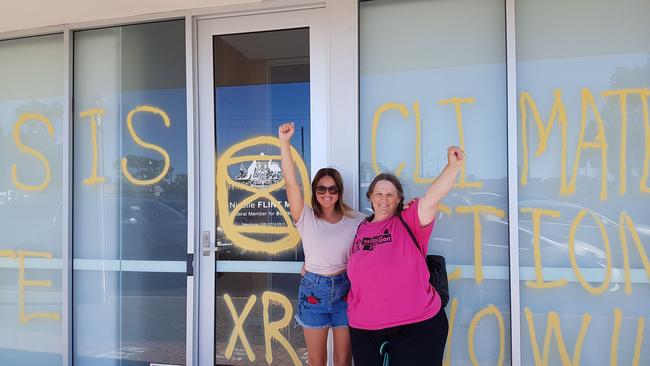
[215,273,306,365]
[213,28,310,364]
[517,1,650,365]
[73,20,187,365]
[0,34,64,366]
[214,28,310,262]
[360,0,509,364]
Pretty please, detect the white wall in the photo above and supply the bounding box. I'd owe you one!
[0,0,258,33]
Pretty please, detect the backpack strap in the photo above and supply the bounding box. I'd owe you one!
[356,215,370,232]
[397,214,423,256]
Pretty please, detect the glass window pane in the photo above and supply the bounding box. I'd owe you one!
[73,20,187,366]
[213,28,310,364]
[215,273,305,365]
[517,1,650,365]
[360,0,509,364]
[0,34,64,366]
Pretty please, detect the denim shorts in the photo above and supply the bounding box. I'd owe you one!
[295,271,350,329]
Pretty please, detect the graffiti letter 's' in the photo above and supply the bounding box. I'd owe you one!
[11,114,54,191]
[121,105,171,186]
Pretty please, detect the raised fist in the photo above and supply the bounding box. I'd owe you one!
[447,146,464,168]
[278,122,295,142]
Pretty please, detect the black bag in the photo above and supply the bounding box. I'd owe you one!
[397,215,450,308]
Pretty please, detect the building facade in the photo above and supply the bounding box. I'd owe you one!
[0,0,649,365]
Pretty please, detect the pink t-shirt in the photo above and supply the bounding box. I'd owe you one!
[347,199,441,330]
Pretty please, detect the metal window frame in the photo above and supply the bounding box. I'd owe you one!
[505,0,522,364]
[195,7,330,364]
[62,28,73,366]
[184,11,199,366]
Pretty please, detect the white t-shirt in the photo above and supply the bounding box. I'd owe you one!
[295,205,366,275]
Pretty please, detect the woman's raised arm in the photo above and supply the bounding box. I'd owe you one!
[418,146,464,226]
[279,122,304,221]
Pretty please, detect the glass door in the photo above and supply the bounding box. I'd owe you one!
[197,9,327,365]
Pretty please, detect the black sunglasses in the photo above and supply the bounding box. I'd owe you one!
[315,185,340,194]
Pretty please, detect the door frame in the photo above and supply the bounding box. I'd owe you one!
[195,7,328,365]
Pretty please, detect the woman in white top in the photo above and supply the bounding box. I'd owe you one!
[279,122,364,366]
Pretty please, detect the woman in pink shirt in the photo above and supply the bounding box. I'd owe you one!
[347,146,464,366]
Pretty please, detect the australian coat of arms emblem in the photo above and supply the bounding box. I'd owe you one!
[234,153,283,188]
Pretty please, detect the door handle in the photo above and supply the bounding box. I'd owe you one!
[202,230,216,256]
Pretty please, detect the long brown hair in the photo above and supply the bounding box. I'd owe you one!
[366,173,405,214]
[311,168,352,218]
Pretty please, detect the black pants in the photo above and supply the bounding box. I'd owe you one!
[349,310,449,366]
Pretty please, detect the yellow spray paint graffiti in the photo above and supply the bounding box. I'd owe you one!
[520,207,567,289]
[567,89,608,201]
[520,89,569,193]
[79,108,107,185]
[18,250,61,324]
[441,301,645,366]
[520,88,650,198]
[6,105,174,190]
[639,90,650,193]
[633,317,646,366]
[0,250,17,259]
[610,308,623,366]
[262,291,302,365]
[601,89,650,195]
[468,304,505,366]
[121,105,172,186]
[438,97,482,189]
[223,291,302,365]
[524,307,646,366]
[11,113,54,191]
[366,87,649,365]
[619,212,650,294]
[368,88,650,199]
[0,249,61,324]
[520,206,650,294]
[0,86,648,364]
[216,136,311,254]
[370,98,483,188]
[455,205,506,284]
[224,293,257,361]
[568,208,613,295]
[524,307,591,366]
[371,102,409,176]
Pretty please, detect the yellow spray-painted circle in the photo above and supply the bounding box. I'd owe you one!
[217,136,311,254]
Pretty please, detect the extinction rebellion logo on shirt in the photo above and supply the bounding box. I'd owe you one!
[352,229,392,253]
